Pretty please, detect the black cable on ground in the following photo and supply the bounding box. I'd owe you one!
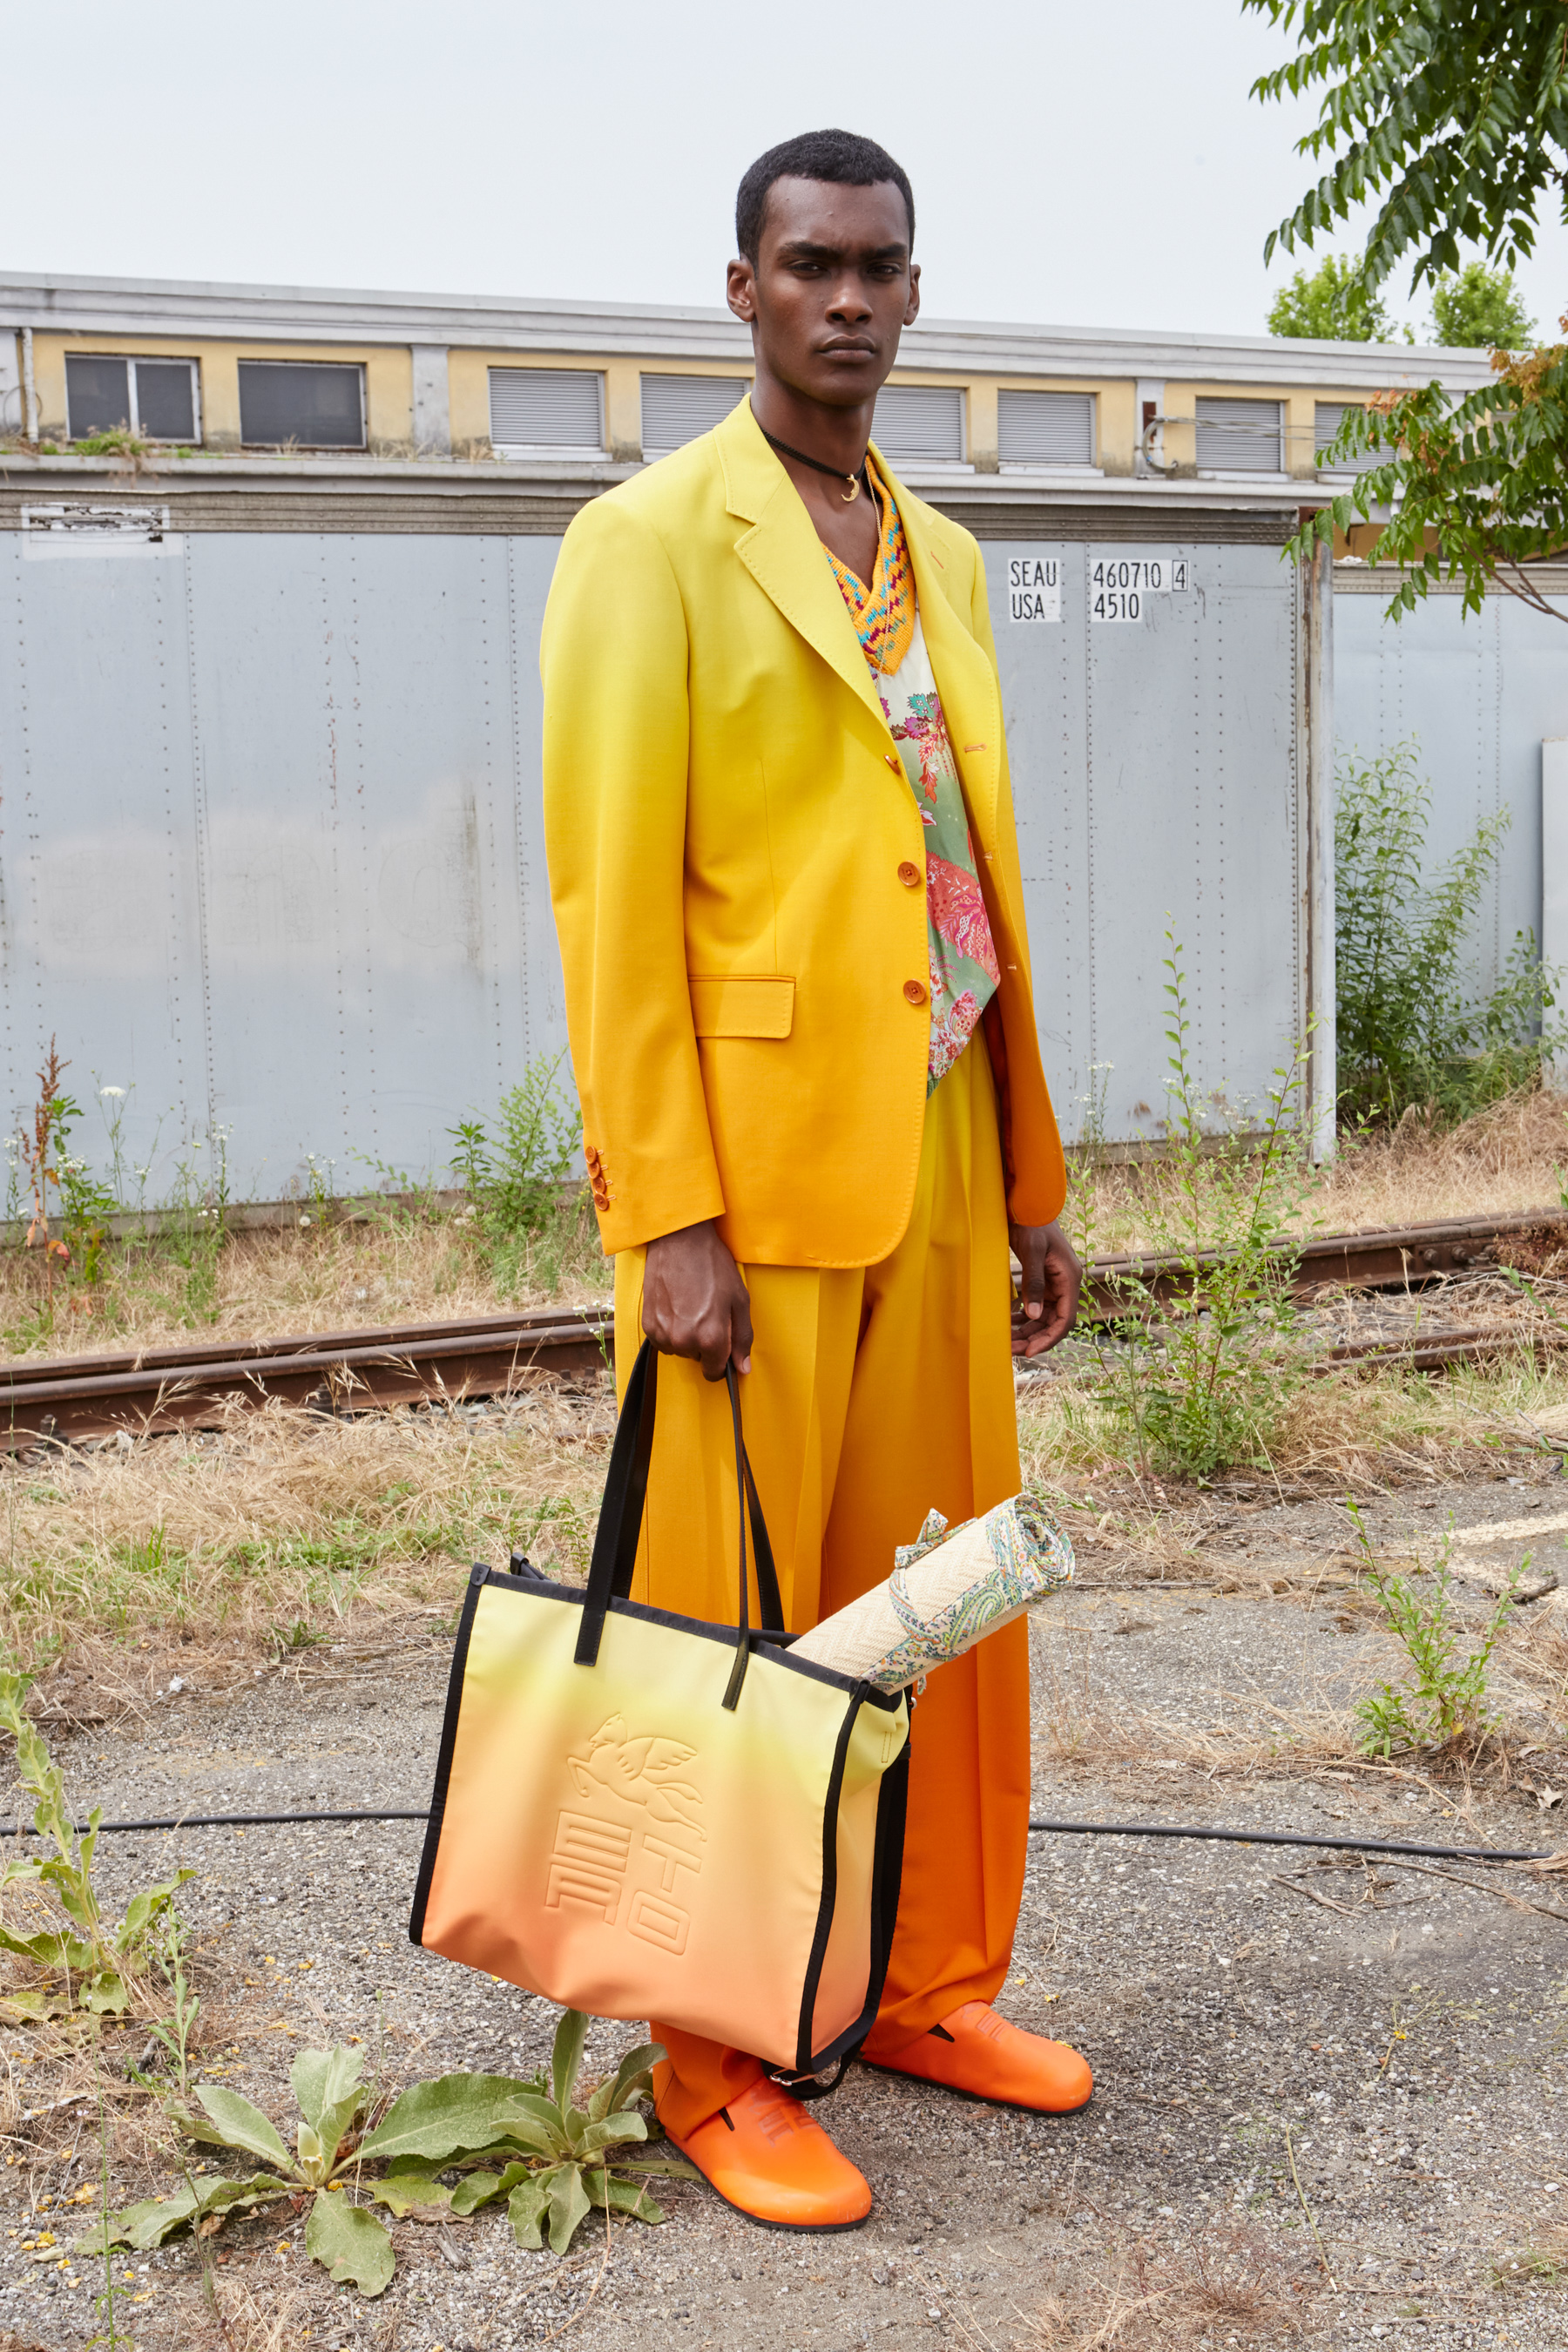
[0,1809,431,1836]
[0,1807,1551,1865]
[1028,1817,1551,1863]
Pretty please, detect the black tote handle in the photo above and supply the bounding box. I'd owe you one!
[574,1341,783,1707]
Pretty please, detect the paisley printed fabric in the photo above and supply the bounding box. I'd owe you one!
[863,1495,1076,1695]
[825,460,1000,1093]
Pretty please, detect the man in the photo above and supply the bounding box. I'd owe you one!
[542,127,1090,2233]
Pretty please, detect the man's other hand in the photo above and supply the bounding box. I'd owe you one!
[642,1220,754,1382]
[1010,1220,1082,1357]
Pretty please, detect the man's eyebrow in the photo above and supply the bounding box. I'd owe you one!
[774,238,909,264]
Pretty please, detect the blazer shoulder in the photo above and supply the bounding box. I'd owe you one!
[572,432,728,541]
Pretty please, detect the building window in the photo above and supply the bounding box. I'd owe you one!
[639,375,749,454]
[65,354,199,443]
[998,389,1096,468]
[1315,402,1382,476]
[1193,398,1284,473]
[872,385,966,463]
[238,360,366,449]
[489,368,604,454]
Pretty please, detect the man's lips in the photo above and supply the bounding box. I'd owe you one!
[818,340,879,359]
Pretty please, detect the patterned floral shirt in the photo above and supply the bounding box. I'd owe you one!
[826,463,1000,1092]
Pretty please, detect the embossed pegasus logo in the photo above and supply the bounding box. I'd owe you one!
[567,1716,705,1840]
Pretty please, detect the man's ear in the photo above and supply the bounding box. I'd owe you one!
[727,258,758,324]
[903,262,922,328]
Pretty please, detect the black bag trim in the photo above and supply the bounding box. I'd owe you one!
[407,1563,488,1948]
[473,1564,906,1702]
[575,1342,783,1702]
[774,1713,912,2089]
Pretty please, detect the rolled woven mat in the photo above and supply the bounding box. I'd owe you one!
[790,1492,1073,1692]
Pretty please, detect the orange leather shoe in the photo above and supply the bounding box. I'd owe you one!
[868,2000,1093,2112]
[669,2077,873,2232]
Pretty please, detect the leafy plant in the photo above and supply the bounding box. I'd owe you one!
[449,1050,593,1294]
[1335,743,1561,1125]
[1247,0,1568,297]
[1346,1504,1519,1756]
[81,2011,693,2293]
[1092,936,1313,1480]
[0,1673,192,2016]
[1428,261,1535,349]
[1267,251,1401,341]
[1291,332,1568,627]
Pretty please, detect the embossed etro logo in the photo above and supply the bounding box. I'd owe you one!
[545,1716,706,1957]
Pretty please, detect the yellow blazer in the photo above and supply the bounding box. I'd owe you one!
[541,396,1065,1267]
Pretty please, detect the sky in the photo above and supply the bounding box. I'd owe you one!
[4,0,1566,341]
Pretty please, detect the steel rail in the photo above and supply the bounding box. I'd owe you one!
[3,1207,1563,1449]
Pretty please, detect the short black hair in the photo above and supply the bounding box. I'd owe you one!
[735,130,915,264]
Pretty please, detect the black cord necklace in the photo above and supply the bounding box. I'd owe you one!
[758,423,868,504]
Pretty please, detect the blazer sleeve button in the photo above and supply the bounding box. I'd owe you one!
[884,754,902,772]
[897,861,921,888]
[902,979,928,1006]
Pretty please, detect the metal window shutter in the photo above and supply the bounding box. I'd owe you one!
[639,375,748,450]
[489,369,603,449]
[1314,402,1380,475]
[997,390,1095,466]
[1194,398,1283,472]
[872,385,965,462]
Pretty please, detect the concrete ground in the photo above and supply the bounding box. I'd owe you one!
[0,1477,1565,2351]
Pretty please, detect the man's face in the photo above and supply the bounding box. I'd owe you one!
[727,176,920,410]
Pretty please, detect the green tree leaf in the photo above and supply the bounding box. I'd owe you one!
[190,2085,294,2172]
[1267,251,1399,340]
[357,2072,545,2166]
[304,2189,395,2297]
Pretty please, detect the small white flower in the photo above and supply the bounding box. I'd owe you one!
[98,1086,126,1098]
[299,1214,312,1227]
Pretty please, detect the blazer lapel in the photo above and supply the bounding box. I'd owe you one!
[719,401,888,731]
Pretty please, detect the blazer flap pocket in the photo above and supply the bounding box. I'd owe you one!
[689,975,795,1040]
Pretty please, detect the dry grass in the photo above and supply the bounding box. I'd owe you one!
[1077,1084,1568,1258]
[0,1193,609,1368]
[0,1381,614,1691]
[1030,2225,1315,2347]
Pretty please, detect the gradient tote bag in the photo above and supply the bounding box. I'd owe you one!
[409,1342,910,2078]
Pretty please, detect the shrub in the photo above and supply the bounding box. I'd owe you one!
[1335,743,1562,1126]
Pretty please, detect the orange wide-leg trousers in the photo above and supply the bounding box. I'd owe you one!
[612,1041,1031,2141]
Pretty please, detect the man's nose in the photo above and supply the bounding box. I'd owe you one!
[825,276,874,321]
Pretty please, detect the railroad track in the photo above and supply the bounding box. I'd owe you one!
[3,1207,1563,1450]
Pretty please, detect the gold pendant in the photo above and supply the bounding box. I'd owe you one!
[841,474,860,504]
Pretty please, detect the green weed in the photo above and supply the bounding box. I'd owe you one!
[0,1673,192,2017]
[1336,743,1563,1126]
[82,2009,693,2289]
[1089,936,1313,1480]
[1347,1503,1519,1756]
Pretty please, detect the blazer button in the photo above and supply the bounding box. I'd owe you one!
[897,860,921,888]
[884,754,902,772]
[902,979,928,1006]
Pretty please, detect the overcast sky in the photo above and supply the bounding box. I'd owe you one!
[6,0,1565,342]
